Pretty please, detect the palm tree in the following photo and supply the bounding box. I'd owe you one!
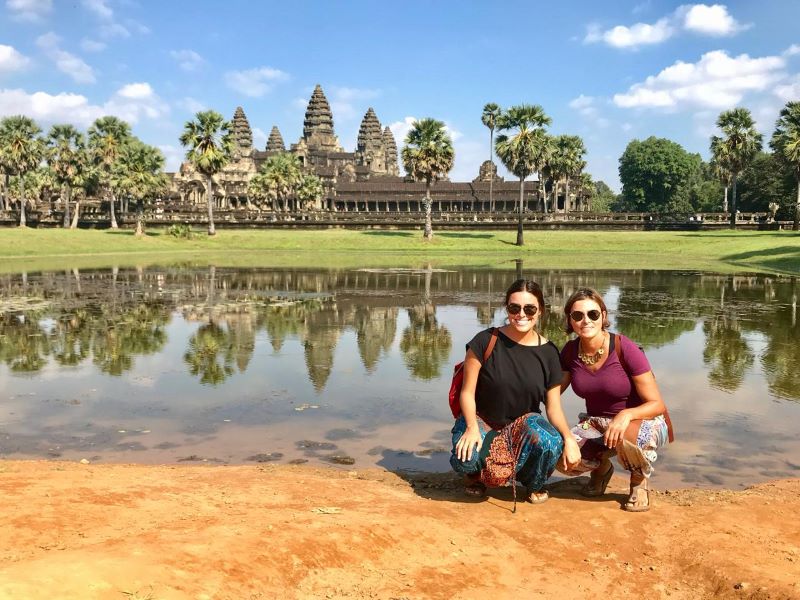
[495,104,552,245]
[179,110,234,235]
[710,138,733,212]
[296,173,324,210]
[710,108,762,229]
[0,116,45,227]
[770,101,800,231]
[47,124,86,228]
[88,116,132,229]
[111,139,167,236]
[249,152,303,211]
[71,161,100,229]
[558,135,587,213]
[481,102,502,213]
[401,118,455,240]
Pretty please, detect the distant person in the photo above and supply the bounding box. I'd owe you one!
[559,288,671,512]
[450,279,580,507]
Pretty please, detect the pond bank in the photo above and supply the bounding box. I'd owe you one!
[1,460,797,599]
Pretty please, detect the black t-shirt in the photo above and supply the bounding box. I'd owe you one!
[466,328,562,429]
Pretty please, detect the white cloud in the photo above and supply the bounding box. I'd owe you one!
[178,97,206,114]
[569,94,598,116]
[774,75,800,103]
[80,38,106,53]
[252,127,267,149]
[388,116,416,146]
[784,44,800,57]
[224,66,289,97]
[0,44,31,73]
[585,3,746,50]
[100,23,130,39]
[0,82,168,127]
[585,18,673,49]
[36,32,96,84]
[328,86,382,122]
[81,0,112,20]
[158,144,183,172]
[680,4,746,37]
[613,50,786,110]
[170,49,204,72]
[6,0,51,22]
[117,82,153,99]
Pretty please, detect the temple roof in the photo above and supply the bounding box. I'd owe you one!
[303,84,335,140]
[382,126,397,152]
[266,126,285,152]
[232,106,253,150]
[357,108,383,150]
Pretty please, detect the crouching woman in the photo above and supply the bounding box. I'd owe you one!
[450,279,580,507]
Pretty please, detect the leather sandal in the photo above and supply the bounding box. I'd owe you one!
[581,463,614,497]
[623,481,650,512]
[526,489,549,504]
[464,481,487,497]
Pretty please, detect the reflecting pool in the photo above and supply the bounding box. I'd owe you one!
[0,266,798,488]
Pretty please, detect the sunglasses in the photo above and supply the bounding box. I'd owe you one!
[507,303,538,317]
[570,309,602,322]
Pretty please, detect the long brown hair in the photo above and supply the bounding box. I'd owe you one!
[563,287,611,333]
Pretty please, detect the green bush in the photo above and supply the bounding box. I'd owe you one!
[166,223,194,239]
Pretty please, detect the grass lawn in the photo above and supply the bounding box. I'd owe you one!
[0,228,799,274]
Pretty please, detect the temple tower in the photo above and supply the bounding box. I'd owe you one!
[382,126,399,177]
[232,106,253,158]
[356,108,386,174]
[301,84,342,152]
[266,126,286,152]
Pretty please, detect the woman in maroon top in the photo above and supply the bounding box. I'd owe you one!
[559,288,669,512]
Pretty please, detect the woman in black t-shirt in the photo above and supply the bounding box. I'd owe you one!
[450,279,581,504]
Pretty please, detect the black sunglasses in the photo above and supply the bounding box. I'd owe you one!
[570,309,602,322]
[507,303,538,317]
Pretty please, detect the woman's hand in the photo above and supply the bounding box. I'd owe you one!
[455,425,483,462]
[604,410,632,449]
[560,437,581,472]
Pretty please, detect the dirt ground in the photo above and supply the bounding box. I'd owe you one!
[1,461,798,600]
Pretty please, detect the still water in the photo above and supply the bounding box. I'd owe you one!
[0,266,798,489]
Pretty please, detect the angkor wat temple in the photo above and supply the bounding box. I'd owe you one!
[171,85,592,213]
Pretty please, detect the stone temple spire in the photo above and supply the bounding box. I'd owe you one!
[356,108,386,174]
[266,126,285,152]
[382,126,399,176]
[302,84,342,151]
[232,106,253,157]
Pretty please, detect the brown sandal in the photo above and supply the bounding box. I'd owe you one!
[623,481,650,512]
[581,463,614,497]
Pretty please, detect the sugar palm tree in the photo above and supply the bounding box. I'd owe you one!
[179,110,234,235]
[88,116,132,229]
[710,138,733,212]
[249,152,303,211]
[710,108,762,229]
[770,101,800,231]
[111,139,167,236]
[401,118,455,240]
[495,104,551,245]
[481,102,502,213]
[558,135,587,213]
[296,173,324,210]
[0,116,45,227]
[47,124,86,228]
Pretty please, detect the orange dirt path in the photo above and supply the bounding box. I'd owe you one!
[1,461,798,599]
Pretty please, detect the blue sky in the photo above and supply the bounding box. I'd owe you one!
[1,0,798,190]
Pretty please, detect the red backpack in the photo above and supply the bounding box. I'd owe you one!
[448,328,499,419]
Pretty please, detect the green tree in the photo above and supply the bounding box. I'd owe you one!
[179,110,234,235]
[495,104,551,245]
[481,102,502,213]
[736,152,794,213]
[249,152,303,211]
[88,116,132,230]
[296,173,324,210]
[111,139,167,236]
[710,108,762,228]
[401,118,455,240]
[592,180,617,212]
[552,134,586,212]
[619,136,700,212]
[47,124,87,228]
[0,116,45,227]
[710,137,733,212]
[770,101,800,230]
